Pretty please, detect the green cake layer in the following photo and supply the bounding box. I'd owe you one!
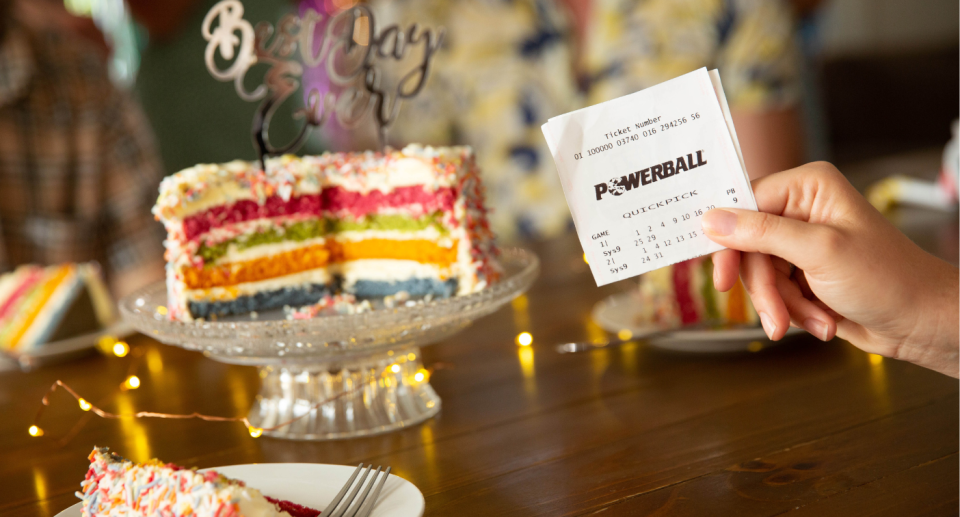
[197,213,448,264]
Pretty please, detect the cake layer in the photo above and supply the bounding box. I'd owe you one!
[183,186,456,241]
[330,238,458,266]
[350,278,458,298]
[183,239,459,290]
[183,244,331,290]
[154,147,468,222]
[188,283,333,319]
[0,267,42,321]
[0,265,72,348]
[185,268,334,302]
[196,213,448,264]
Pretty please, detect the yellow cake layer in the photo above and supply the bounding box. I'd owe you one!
[182,239,459,290]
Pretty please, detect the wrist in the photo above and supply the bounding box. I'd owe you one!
[899,257,959,377]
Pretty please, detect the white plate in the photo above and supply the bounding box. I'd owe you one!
[55,463,424,517]
[592,292,802,353]
[0,321,135,372]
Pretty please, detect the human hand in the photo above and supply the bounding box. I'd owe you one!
[702,162,959,377]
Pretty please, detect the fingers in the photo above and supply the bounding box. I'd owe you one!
[749,161,855,220]
[701,208,842,274]
[740,252,790,340]
[775,273,836,341]
[711,249,740,292]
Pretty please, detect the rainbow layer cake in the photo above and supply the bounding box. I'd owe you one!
[78,447,319,517]
[154,145,499,321]
[636,257,757,328]
[0,263,115,351]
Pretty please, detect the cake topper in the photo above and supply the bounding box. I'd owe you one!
[202,0,445,170]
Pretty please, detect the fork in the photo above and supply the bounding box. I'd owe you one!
[324,464,393,517]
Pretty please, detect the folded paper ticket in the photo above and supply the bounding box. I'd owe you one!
[542,68,758,286]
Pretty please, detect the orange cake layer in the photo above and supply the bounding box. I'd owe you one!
[183,239,458,290]
[183,245,331,290]
[328,239,459,266]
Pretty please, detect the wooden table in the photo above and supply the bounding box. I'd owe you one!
[1,182,957,516]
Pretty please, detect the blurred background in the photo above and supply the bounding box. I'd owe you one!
[0,0,956,291]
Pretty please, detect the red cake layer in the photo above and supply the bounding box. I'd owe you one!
[183,186,457,241]
[265,497,322,517]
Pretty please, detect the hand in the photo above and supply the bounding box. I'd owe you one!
[702,162,959,378]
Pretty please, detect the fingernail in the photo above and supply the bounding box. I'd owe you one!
[702,209,737,236]
[804,318,830,341]
[759,312,778,340]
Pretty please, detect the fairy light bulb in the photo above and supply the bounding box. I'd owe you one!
[516,332,533,347]
[125,375,141,389]
[113,341,129,357]
[390,364,401,373]
[28,425,43,437]
[78,398,92,411]
[617,329,633,341]
[414,368,429,383]
[248,426,263,438]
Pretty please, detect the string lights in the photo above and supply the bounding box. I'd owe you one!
[29,342,449,441]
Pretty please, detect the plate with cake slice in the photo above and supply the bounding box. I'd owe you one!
[56,447,424,517]
[592,257,802,352]
[0,262,133,371]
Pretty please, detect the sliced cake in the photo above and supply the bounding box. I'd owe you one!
[153,145,499,321]
[0,263,115,351]
[636,257,757,328]
[78,447,319,517]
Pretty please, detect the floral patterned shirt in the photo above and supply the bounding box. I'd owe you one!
[352,0,800,241]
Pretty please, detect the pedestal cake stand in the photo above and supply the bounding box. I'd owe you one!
[119,248,538,441]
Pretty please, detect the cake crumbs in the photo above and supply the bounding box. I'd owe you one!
[285,294,372,319]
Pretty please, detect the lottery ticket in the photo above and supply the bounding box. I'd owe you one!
[542,68,758,286]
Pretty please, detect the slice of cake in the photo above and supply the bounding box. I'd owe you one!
[636,257,757,328]
[154,145,499,321]
[78,447,319,517]
[0,263,115,351]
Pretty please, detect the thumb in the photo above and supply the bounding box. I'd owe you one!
[701,208,840,273]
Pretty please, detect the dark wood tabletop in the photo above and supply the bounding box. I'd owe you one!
[1,159,958,516]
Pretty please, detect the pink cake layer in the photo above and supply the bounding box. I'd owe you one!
[183,185,457,241]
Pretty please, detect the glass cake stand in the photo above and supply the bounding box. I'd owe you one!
[119,248,539,441]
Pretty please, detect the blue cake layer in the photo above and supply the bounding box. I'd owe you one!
[350,278,458,298]
[187,283,333,319]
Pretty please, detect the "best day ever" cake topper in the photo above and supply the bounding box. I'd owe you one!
[202,0,445,170]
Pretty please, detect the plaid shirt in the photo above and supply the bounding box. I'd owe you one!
[0,26,164,278]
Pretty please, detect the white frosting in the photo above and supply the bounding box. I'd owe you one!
[332,227,446,243]
[336,259,448,288]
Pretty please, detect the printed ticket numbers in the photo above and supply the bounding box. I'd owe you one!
[542,68,758,286]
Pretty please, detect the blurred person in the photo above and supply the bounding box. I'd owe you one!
[704,162,959,378]
[583,0,806,178]
[343,0,808,241]
[0,0,165,297]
